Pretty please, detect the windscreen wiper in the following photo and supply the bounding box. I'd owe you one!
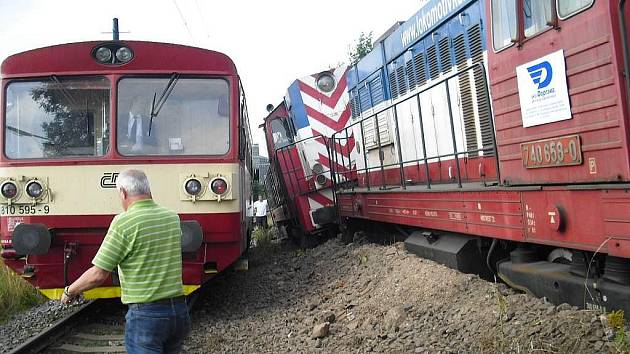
[149,73,180,136]
[6,125,50,141]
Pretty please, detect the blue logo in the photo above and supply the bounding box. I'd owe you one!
[527,61,553,89]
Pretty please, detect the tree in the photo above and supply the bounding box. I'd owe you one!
[348,32,374,66]
[30,84,96,156]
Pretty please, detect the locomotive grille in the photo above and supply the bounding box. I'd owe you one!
[397,66,407,96]
[427,46,439,80]
[439,38,452,73]
[350,90,360,118]
[359,86,371,112]
[454,33,479,158]
[406,60,416,91]
[389,70,399,100]
[369,76,384,105]
[469,24,494,155]
[363,115,391,150]
[414,53,427,87]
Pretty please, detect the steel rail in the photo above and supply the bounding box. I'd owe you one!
[7,300,97,354]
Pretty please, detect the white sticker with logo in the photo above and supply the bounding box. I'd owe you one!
[7,217,24,232]
[516,49,572,128]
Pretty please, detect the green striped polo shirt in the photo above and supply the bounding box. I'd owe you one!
[92,199,184,304]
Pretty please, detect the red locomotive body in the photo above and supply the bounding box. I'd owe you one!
[0,41,253,299]
[328,0,630,313]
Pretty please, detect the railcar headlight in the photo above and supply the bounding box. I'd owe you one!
[25,180,44,199]
[210,178,228,195]
[115,47,133,62]
[316,174,327,185]
[95,47,112,63]
[1,181,18,199]
[184,178,203,196]
[312,163,324,175]
[316,73,336,93]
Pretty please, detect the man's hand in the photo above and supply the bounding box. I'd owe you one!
[61,286,76,305]
[58,266,109,305]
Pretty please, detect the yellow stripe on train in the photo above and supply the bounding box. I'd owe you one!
[39,285,201,300]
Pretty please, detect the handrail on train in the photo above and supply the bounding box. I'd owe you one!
[270,134,334,199]
[330,62,500,192]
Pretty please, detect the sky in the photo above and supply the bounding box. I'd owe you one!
[0,0,422,156]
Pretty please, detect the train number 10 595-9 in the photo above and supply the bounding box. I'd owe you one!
[0,204,50,215]
[521,135,582,169]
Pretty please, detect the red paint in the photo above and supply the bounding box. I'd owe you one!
[1,41,236,77]
[487,1,630,185]
[2,213,242,289]
[339,186,630,258]
[352,156,498,188]
[1,42,243,165]
[305,105,351,132]
[0,41,249,296]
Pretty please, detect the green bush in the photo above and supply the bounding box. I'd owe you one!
[0,260,45,322]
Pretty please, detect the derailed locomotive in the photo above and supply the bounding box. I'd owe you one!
[331,0,630,313]
[271,0,630,314]
[262,66,352,246]
[0,41,253,299]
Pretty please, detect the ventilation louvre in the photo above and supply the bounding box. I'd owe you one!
[414,53,427,86]
[396,66,407,96]
[427,46,439,80]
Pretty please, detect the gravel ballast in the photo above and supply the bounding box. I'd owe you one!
[185,236,625,353]
[1,236,625,353]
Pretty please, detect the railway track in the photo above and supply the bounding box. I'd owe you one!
[7,300,126,354]
[6,292,206,354]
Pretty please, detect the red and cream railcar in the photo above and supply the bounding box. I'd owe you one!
[332,0,630,313]
[0,41,253,299]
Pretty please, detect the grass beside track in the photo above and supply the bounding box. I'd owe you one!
[0,257,45,322]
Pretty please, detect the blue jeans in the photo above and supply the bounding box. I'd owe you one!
[125,299,191,354]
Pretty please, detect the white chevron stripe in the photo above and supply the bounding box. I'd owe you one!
[300,93,349,115]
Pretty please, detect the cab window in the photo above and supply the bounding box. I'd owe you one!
[270,118,293,149]
[524,0,552,37]
[557,0,594,19]
[491,0,517,51]
[5,76,110,159]
[117,77,230,156]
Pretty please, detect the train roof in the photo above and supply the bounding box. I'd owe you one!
[1,41,237,77]
[349,0,476,89]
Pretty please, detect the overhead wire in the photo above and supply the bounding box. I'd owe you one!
[194,0,211,43]
[172,0,196,45]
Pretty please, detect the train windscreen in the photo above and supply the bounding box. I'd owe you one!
[117,77,230,156]
[4,76,110,159]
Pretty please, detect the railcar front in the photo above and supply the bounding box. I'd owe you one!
[0,41,251,299]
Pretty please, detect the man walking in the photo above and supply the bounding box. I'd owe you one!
[253,195,268,229]
[61,169,190,353]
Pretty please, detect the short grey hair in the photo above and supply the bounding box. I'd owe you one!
[116,169,151,196]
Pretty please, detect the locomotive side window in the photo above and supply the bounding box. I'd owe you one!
[270,118,293,149]
[4,76,110,159]
[491,0,517,51]
[524,0,552,37]
[117,77,230,156]
[557,0,594,19]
